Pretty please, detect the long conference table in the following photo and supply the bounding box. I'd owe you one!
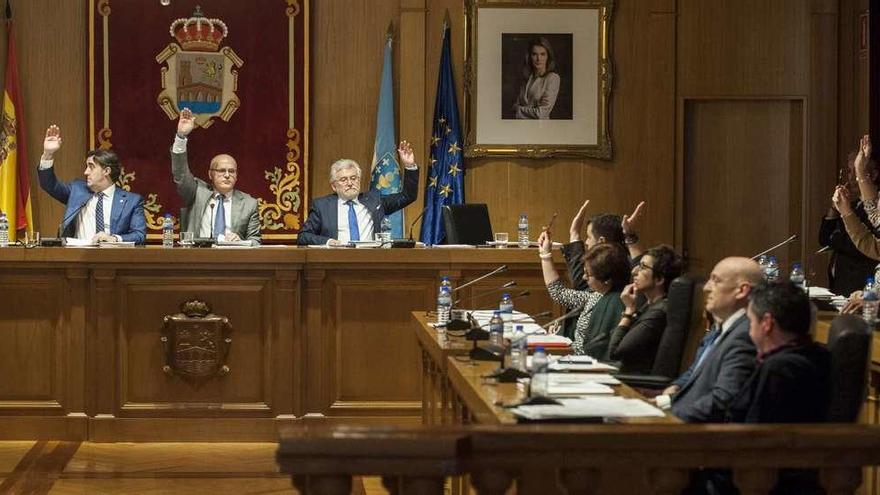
[0,245,564,442]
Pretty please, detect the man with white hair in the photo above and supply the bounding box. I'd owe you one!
[298,141,419,245]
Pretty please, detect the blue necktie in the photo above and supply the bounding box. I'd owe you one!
[346,200,360,241]
[694,324,722,370]
[95,192,105,234]
[213,194,226,239]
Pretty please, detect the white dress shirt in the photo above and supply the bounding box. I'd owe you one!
[334,197,374,243]
[40,158,119,242]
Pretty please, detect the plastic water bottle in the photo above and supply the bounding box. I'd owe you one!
[530,347,549,397]
[489,311,504,346]
[789,262,806,292]
[380,216,392,245]
[863,277,878,323]
[436,286,452,325]
[499,293,514,333]
[440,276,453,293]
[765,256,780,282]
[758,255,769,280]
[162,214,174,248]
[0,212,8,248]
[517,213,529,248]
[510,324,527,371]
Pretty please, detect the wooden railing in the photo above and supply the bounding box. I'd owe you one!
[278,423,880,495]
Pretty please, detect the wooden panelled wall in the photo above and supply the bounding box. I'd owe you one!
[0,0,870,281]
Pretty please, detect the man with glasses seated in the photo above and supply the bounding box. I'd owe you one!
[171,108,261,243]
[297,142,419,246]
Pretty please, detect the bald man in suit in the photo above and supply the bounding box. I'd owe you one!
[171,108,261,243]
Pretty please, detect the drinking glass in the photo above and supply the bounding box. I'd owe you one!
[180,231,194,247]
[494,232,509,248]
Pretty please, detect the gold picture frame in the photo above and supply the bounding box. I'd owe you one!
[464,0,614,159]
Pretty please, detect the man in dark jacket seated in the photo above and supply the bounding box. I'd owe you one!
[690,281,831,495]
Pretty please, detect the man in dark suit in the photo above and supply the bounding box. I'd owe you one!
[38,124,146,245]
[172,108,261,243]
[297,141,419,246]
[667,256,763,422]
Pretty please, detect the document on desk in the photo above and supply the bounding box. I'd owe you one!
[97,241,136,248]
[63,238,95,247]
[527,334,572,348]
[548,374,620,385]
[546,381,614,396]
[510,397,666,421]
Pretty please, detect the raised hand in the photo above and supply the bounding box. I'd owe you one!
[862,134,872,160]
[397,140,415,167]
[538,229,552,254]
[832,186,853,216]
[177,108,195,137]
[622,201,646,234]
[42,125,62,159]
[568,199,590,242]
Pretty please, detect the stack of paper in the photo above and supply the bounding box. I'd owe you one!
[98,241,135,248]
[526,334,571,348]
[510,397,666,421]
[548,374,621,386]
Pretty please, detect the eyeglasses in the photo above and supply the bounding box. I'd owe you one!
[637,261,654,272]
[335,175,360,185]
[210,168,237,176]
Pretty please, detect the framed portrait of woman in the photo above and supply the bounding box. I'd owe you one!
[464,0,613,159]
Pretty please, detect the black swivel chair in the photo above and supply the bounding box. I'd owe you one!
[826,314,872,422]
[615,275,705,389]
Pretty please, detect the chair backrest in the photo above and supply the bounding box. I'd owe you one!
[442,204,493,245]
[650,275,704,378]
[826,314,872,422]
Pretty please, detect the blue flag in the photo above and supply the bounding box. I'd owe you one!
[369,32,404,238]
[420,22,464,245]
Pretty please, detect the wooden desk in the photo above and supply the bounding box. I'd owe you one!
[412,311,678,426]
[0,245,564,441]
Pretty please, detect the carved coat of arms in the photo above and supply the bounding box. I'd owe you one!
[156,6,243,128]
[161,300,232,383]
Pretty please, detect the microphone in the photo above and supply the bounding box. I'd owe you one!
[465,290,531,313]
[463,311,553,362]
[750,234,798,260]
[208,200,216,240]
[391,207,427,248]
[453,281,517,306]
[541,303,591,332]
[453,265,507,292]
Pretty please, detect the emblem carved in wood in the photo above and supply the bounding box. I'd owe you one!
[161,300,232,384]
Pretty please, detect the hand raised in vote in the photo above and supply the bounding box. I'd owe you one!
[568,199,590,242]
[620,283,638,312]
[42,125,62,160]
[397,140,416,167]
[855,134,872,176]
[177,107,196,137]
[832,186,853,216]
[537,229,552,255]
[861,134,873,161]
[622,201,646,235]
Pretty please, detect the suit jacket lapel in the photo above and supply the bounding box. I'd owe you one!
[326,196,338,237]
[62,191,91,233]
[109,190,126,232]
[195,187,214,233]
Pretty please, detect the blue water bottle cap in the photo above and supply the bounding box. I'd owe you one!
[535,346,544,353]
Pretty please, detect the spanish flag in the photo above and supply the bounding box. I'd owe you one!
[0,1,32,242]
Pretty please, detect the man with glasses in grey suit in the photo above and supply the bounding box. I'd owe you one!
[171,108,261,243]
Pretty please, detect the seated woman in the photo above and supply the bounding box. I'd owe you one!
[607,245,683,374]
[538,231,632,359]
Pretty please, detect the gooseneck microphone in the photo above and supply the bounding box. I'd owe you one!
[750,234,798,260]
[208,200,216,240]
[453,265,508,293]
[453,280,517,306]
[390,207,427,248]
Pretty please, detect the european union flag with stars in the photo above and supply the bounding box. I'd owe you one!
[420,20,464,245]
